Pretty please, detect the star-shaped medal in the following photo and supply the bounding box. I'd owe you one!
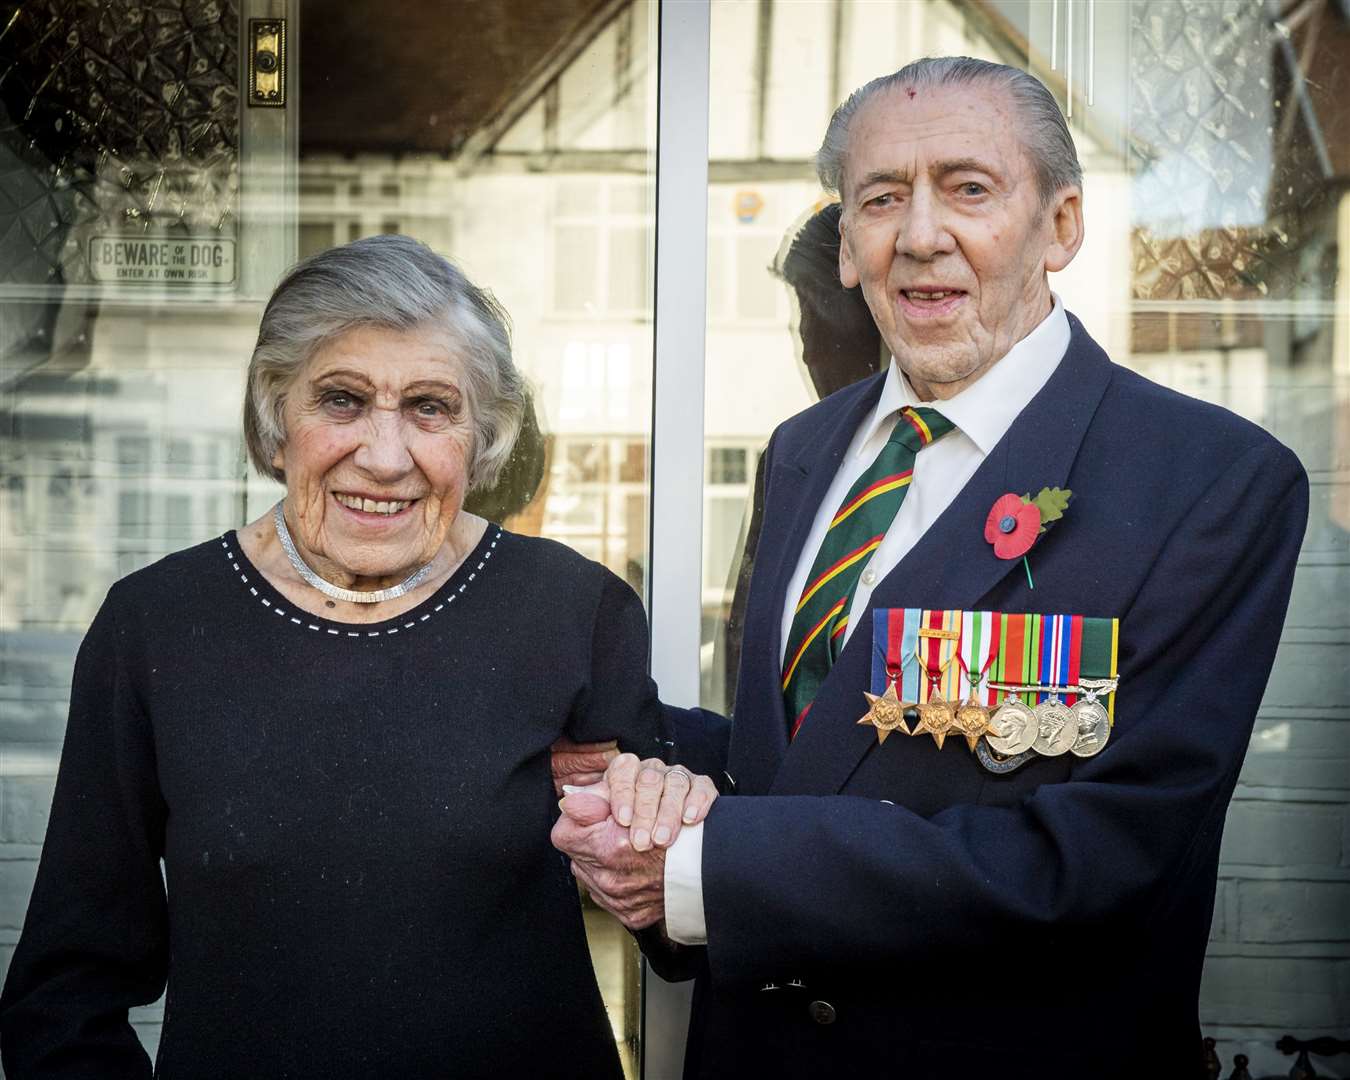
[913,698,957,750]
[952,696,997,752]
[858,681,913,744]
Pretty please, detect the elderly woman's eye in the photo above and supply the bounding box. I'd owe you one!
[320,390,361,413]
[413,398,459,422]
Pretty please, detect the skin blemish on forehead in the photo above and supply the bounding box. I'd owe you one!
[906,86,916,99]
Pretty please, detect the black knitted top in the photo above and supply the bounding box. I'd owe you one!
[0,527,663,1079]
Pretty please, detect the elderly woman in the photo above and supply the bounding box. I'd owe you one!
[0,235,713,1078]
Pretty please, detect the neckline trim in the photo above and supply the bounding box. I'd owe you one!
[217,526,502,638]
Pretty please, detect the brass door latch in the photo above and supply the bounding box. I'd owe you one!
[248,19,286,107]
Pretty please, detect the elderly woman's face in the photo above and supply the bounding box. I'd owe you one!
[272,323,474,581]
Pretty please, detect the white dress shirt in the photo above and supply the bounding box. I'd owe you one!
[665,298,1071,945]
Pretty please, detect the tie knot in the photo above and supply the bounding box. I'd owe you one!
[888,406,955,452]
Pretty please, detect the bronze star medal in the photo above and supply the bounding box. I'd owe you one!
[914,697,958,750]
[858,681,913,744]
[952,695,997,752]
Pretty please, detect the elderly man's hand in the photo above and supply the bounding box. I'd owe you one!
[603,754,719,852]
[549,737,620,797]
[552,786,665,931]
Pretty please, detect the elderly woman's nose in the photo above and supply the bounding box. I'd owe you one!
[353,411,415,477]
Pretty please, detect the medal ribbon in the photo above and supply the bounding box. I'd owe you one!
[957,609,1002,703]
[875,609,1120,720]
[1078,616,1120,723]
[871,607,921,696]
[916,608,960,703]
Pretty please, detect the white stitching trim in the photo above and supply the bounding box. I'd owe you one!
[219,530,501,639]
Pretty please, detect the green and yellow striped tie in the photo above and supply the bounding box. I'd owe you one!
[782,405,955,738]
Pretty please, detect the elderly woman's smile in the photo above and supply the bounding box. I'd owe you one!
[273,323,477,592]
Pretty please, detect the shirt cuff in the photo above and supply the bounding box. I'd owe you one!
[663,821,707,945]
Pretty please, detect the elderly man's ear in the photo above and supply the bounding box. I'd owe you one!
[1044,186,1085,273]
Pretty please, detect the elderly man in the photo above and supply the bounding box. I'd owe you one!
[553,57,1307,1078]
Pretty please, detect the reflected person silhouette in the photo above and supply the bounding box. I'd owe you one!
[719,202,884,712]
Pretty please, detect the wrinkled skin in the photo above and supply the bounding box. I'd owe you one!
[271,323,480,591]
[837,82,1084,401]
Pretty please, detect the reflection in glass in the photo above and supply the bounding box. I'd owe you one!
[699,2,1348,1072]
[2,1,657,1072]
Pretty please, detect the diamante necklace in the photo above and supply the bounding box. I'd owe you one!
[271,501,436,604]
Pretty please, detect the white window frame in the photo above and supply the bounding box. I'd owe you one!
[642,3,710,1078]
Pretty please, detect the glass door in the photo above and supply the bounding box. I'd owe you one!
[696,2,1349,1076]
[1,0,657,1073]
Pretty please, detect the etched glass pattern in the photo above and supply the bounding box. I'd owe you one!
[1128,0,1332,302]
[0,0,239,287]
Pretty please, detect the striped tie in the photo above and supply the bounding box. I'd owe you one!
[782,405,955,739]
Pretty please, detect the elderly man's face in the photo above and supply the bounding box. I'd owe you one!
[838,82,1082,400]
[272,324,474,586]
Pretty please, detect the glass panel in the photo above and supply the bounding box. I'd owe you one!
[1,2,657,1074]
[700,3,1348,1073]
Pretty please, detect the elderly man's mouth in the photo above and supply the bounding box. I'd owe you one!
[897,288,967,317]
[332,492,418,517]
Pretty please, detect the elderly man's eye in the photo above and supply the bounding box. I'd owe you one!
[959,182,987,197]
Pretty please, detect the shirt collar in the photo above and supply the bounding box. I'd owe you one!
[860,295,1070,456]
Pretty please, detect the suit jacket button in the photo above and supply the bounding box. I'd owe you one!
[808,1000,836,1025]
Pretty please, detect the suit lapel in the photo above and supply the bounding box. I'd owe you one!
[728,373,885,795]
[769,318,1115,796]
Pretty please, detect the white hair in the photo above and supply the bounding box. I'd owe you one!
[817,56,1083,206]
[244,234,525,492]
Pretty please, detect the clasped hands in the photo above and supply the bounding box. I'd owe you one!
[549,738,717,931]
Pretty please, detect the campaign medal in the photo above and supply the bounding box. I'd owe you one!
[952,610,1001,751]
[858,680,911,743]
[1070,677,1117,757]
[913,610,960,749]
[865,608,922,745]
[986,698,1038,755]
[1069,695,1110,757]
[1075,616,1120,731]
[983,612,1038,756]
[1032,696,1078,755]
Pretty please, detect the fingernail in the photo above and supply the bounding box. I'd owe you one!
[562,785,583,795]
[617,807,633,826]
[654,826,671,845]
[683,808,697,823]
[633,829,650,849]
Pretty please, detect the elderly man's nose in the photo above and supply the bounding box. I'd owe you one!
[897,193,953,259]
[355,413,414,477]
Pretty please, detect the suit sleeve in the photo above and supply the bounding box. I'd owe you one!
[0,592,169,1077]
[697,441,1309,986]
[567,568,669,762]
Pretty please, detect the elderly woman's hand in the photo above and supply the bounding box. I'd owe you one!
[596,754,718,852]
[549,736,620,797]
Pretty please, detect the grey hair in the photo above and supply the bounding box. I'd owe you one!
[816,57,1082,206]
[244,234,525,492]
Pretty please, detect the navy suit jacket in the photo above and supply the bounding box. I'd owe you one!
[660,315,1308,1079]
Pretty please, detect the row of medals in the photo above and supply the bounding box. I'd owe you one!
[860,679,1116,759]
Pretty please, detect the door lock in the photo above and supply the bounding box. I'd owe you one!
[248,19,286,108]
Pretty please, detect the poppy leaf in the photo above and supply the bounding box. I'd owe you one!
[1028,486,1072,527]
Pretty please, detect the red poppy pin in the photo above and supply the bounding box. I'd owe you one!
[984,487,1073,589]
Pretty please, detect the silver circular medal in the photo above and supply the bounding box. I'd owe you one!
[1033,699,1078,756]
[1069,699,1111,758]
[986,699,1037,755]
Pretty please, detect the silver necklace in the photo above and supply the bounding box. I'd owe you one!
[271,501,436,604]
